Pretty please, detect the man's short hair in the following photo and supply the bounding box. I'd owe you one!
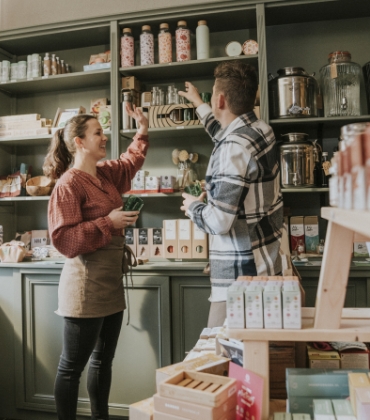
[214,61,258,115]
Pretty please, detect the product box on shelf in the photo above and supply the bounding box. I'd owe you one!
[163,219,178,258]
[83,62,111,71]
[178,219,192,259]
[90,98,108,115]
[122,76,141,92]
[226,284,245,329]
[355,387,370,420]
[244,283,264,329]
[160,175,177,193]
[304,215,319,254]
[98,105,111,130]
[155,354,230,388]
[153,408,235,420]
[282,281,301,329]
[290,216,304,253]
[0,113,41,123]
[148,104,201,128]
[348,372,370,415]
[129,397,154,420]
[158,370,236,408]
[307,345,340,369]
[124,227,137,257]
[137,228,149,260]
[153,393,236,420]
[131,170,149,193]
[192,222,208,259]
[331,399,356,420]
[313,399,335,420]
[263,283,282,329]
[145,176,160,193]
[148,228,164,259]
[31,230,49,248]
[340,348,370,369]
[353,242,370,257]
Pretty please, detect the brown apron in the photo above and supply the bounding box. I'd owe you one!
[56,236,126,318]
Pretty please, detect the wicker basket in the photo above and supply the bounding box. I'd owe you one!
[26,176,55,196]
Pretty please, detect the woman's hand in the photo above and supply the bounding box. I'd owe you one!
[125,104,149,135]
[108,207,140,229]
[178,82,204,108]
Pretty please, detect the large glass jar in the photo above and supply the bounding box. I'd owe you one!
[176,20,191,62]
[158,23,172,64]
[140,25,154,66]
[121,28,134,68]
[320,51,361,117]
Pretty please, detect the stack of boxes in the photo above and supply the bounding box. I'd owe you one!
[313,399,356,420]
[124,219,208,261]
[0,113,52,137]
[227,276,302,330]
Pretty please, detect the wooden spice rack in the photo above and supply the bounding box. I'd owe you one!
[227,207,370,420]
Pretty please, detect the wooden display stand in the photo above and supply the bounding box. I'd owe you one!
[227,207,370,420]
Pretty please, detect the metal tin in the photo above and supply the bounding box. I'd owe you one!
[269,67,318,118]
[225,41,242,57]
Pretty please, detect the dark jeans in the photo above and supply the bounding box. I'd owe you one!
[54,311,123,420]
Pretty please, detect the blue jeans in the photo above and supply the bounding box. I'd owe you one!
[54,311,123,420]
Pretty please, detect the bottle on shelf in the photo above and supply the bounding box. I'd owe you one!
[317,239,325,255]
[43,53,51,76]
[196,20,210,60]
[122,92,133,129]
[296,238,305,255]
[121,27,135,68]
[140,25,154,66]
[60,59,66,74]
[51,54,57,75]
[176,20,191,62]
[158,23,172,64]
[56,57,61,74]
[321,152,331,187]
[65,63,71,73]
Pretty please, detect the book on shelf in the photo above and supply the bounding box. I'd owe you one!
[0,113,40,123]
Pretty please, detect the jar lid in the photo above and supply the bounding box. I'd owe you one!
[281,132,309,142]
[177,20,187,27]
[198,20,207,25]
[122,27,132,33]
[160,23,169,29]
[328,50,351,61]
[142,25,151,31]
[277,67,308,76]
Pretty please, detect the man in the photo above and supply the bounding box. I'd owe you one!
[179,61,284,328]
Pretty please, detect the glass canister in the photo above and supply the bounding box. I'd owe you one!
[158,23,172,64]
[176,20,191,62]
[140,25,154,66]
[320,51,361,117]
[121,28,135,68]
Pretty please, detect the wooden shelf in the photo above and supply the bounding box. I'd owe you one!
[281,187,329,193]
[0,69,110,95]
[121,126,206,140]
[227,307,370,342]
[321,207,370,240]
[0,196,50,202]
[269,115,370,126]
[119,55,258,81]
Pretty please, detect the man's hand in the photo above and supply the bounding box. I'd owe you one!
[178,82,204,108]
[180,192,207,214]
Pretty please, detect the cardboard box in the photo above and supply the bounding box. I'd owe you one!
[290,216,304,253]
[163,219,178,258]
[137,228,149,259]
[340,349,370,369]
[160,175,177,193]
[153,393,236,420]
[287,396,315,415]
[282,281,301,329]
[31,230,49,248]
[263,284,282,329]
[313,399,335,420]
[331,399,356,420]
[153,408,235,420]
[192,222,208,259]
[348,372,370,415]
[353,242,370,257]
[178,219,192,259]
[307,345,340,369]
[145,176,160,193]
[244,284,264,329]
[226,284,245,329]
[132,170,149,193]
[148,228,164,259]
[124,227,137,257]
[156,354,230,388]
[158,370,237,408]
[90,97,108,115]
[355,387,370,420]
[122,76,141,92]
[148,104,201,128]
[129,397,154,420]
[304,215,319,254]
[292,415,310,420]
[273,414,292,420]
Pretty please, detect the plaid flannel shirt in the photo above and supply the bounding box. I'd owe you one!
[187,104,284,302]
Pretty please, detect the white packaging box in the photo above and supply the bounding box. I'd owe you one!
[331,399,356,420]
[355,387,370,420]
[148,228,164,259]
[192,222,208,259]
[137,228,149,259]
[313,399,335,420]
[160,175,177,192]
[124,227,137,257]
[263,283,282,329]
[163,219,178,258]
[282,281,301,329]
[132,170,149,191]
[251,276,268,288]
[226,284,245,329]
[145,176,160,192]
[178,219,192,258]
[31,230,49,248]
[244,284,264,329]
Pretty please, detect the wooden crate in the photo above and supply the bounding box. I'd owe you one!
[158,370,236,408]
[148,104,201,128]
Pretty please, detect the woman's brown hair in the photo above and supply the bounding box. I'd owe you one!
[43,114,97,179]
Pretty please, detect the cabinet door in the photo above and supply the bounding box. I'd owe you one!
[14,270,170,417]
[171,276,211,363]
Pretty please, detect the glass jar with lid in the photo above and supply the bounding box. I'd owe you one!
[121,28,135,68]
[140,25,154,66]
[176,20,191,62]
[158,23,172,64]
[319,51,361,117]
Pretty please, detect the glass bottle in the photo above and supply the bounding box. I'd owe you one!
[122,92,133,129]
[151,87,159,106]
[158,23,172,64]
[176,20,191,62]
[321,152,331,187]
[140,25,154,66]
[43,53,51,76]
[317,239,325,255]
[296,238,305,255]
[121,27,135,68]
[60,59,66,74]
[56,57,61,74]
[51,54,57,75]
[196,20,210,60]
[320,51,361,117]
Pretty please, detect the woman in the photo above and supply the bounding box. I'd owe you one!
[43,106,149,420]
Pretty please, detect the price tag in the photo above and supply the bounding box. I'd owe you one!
[176,126,185,129]
[330,63,338,79]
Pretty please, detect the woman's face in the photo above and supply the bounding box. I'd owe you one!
[79,118,108,162]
